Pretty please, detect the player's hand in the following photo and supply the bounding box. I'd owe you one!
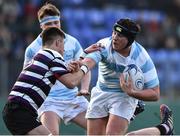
[76,89,90,96]
[119,74,134,96]
[67,61,80,72]
[84,43,104,54]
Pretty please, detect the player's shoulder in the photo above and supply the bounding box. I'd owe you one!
[65,33,80,43]
[94,37,111,57]
[133,41,150,56]
[133,41,144,50]
[25,35,42,52]
[132,41,153,66]
[97,36,111,45]
[97,36,112,51]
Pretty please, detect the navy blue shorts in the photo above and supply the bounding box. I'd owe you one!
[2,101,42,135]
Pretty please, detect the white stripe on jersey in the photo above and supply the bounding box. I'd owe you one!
[22,71,43,79]
[44,71,54,77]
[144,67,158,83]
[42,78,53,88]
[15,81,47,100]
[15,81,33,88]
[33,60,49,70]
[42,48,64,59]
[135,48,150,68]
[32,86,46,100]
[10,91,38,110]
[38,50,55,60]
[51,67,66,72]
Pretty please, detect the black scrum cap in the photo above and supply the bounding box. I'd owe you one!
[113,18,140,48]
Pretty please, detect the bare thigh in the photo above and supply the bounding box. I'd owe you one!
[40,111,61,135]
[106,114,129,135]
[72,111,87,129]
[87,116,108,135]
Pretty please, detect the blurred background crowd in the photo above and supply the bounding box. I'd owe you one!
[0,0,180,98]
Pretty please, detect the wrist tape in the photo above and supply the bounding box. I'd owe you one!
[80,65,89,74]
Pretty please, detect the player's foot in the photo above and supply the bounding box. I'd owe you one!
[160,104,174,135]
[130,100,145,121]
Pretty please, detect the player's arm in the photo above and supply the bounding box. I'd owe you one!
[79,43,103,69]
[23,47,35,68]
[77,71,91,96]
[76,58,97,96]
[56,43,100,92]
[81,58,96,70]
[129,86,160,101]
[77,43,102,96]
[57,62,89,89]
[120,74,160,101]
[84,43,102,53]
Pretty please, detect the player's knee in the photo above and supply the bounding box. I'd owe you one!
[46,127,59,135]
[50,129,59,135]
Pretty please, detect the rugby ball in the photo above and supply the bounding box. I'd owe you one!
[123,64,144,91]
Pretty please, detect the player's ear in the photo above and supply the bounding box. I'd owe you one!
[40,24,43,30]
[55,39,59,47]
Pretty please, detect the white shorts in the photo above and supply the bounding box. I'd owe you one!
[38,96,89,125]
[86,87,138,122]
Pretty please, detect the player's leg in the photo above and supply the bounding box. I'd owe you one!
[27,125,51,135]
[106,114,129,135]
[127,104,173,135]
[2,101,50,135]
[87,117,108,135]
[85,87,109,135]
[40,111,61,135]
[126,127,161,135]
[38,98,65,135]
[71,111,87,129]
[105,93,137,135]
[65,96,88,129]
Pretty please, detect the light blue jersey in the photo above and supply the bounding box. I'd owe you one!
[24,33,83,100]
[86,37,159,93]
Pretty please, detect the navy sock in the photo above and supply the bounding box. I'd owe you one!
[156,124,169,135]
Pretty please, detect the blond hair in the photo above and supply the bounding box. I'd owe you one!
[37,3,60,21]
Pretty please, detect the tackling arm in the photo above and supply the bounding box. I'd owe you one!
[82,58,96,70]
[57,58,96,90]
[77,43,102,95]
[78,71,91,96]
[77,58,96,96]
[57,69,85,89]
